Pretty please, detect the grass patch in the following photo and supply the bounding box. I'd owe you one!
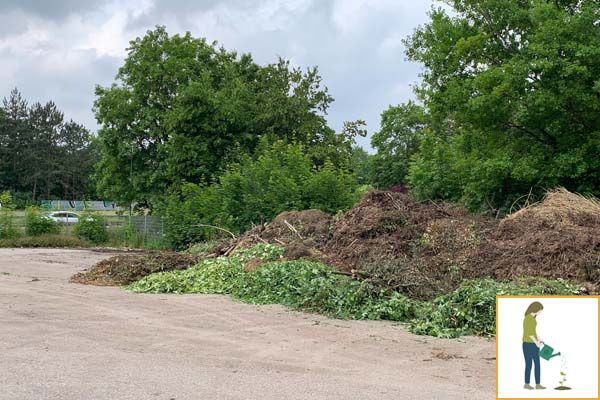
[127,244,580,337]
[0,234,90,248]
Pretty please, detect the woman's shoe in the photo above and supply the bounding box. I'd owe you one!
[535,384,546,389]
[524,384,534,390]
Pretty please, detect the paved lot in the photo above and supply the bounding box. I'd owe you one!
[0,248,495,400]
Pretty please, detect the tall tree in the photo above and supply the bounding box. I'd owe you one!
[0,89,96,204]
[94,26,341,208]
[405,0,600,209]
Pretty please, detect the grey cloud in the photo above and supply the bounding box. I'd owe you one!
[0,0,108,21]
[0,0,435,151]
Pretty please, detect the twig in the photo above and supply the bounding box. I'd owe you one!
[253,234,268,244]
[283,219,303,239]
[194,224,236,239]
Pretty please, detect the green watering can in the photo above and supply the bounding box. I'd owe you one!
[539,343,561,361]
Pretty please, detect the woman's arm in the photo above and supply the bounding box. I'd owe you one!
[529,336,543,347]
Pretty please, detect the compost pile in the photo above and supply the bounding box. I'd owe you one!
[324,191,493,298]
[215,209,333,262]
[217,191,493,299]
[71,252,200,286]
[478,188,600,287]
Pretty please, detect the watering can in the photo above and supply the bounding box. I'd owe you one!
[539,343,561,361]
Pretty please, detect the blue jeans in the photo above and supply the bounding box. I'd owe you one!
[523,342,540,384]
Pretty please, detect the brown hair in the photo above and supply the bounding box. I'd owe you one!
[524,301,544,317]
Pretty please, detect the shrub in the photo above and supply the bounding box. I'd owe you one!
[0,191,19,239]
[25,206,59,236]
[0,234,89,248]
[161,183,229,250]
[161,141,360,249]
[73,211,107,244]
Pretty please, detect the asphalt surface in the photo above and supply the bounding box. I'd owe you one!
[0,248,495,400]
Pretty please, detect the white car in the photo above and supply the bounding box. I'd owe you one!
[46,211,84,225]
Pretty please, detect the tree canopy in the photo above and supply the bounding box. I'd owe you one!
[371,102,426,188]
[94,26,351,208]
[395,0,600,209]
[0,89,96,205]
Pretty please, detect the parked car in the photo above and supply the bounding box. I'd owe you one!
[46,211,87,225]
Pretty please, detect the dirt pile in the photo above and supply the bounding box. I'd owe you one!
[71,252,200,286]
[215,209,333,262]
[324,191,493,298]
[478,188,600,286]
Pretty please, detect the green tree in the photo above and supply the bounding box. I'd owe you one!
[371,102,426,188]
[94,26,341,208]
[0,89,96,204]
[405,0,600,209]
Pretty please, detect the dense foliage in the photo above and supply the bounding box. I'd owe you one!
[73,211,108,244]
[128,244,579,337]
[371,102,426,188]
[24,206,60,236]
[367,0,600,210]
[94,26,357,209]
[162,141,359,249]
[0,89,96,205]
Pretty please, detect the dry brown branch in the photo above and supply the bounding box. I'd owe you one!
[194,224,236,239]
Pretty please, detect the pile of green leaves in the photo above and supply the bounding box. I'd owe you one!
[129,244,417,321]
[409,278,579,338]
[128,244,580,337]
[25,206,59,236]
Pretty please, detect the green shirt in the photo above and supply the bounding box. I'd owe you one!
[523,314,537,343]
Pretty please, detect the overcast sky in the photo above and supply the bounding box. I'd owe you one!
[0,0,435,150]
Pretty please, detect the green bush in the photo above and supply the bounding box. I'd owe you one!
[162,141,360,249]
[73,211,107,244]
[0,191,19,239]
[408,278,579,338]
[161,183,230,250]
[25,206,59,236]
[0,234,89,248]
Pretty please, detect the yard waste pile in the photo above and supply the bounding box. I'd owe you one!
[214,209,332,263]
[477,188,600,288]
[213,188,599,298]
[216,191,494,299]
[128,243,579,338]
[324,191,493,299]
[71,252,200,286]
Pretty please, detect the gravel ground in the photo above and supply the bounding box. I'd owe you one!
[0,248,495,400]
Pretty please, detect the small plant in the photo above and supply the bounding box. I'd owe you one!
[0,191,19,239]
[25,206,59,236]
[73,211,107,244]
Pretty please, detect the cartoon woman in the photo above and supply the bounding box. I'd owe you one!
[523,301,545,390]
